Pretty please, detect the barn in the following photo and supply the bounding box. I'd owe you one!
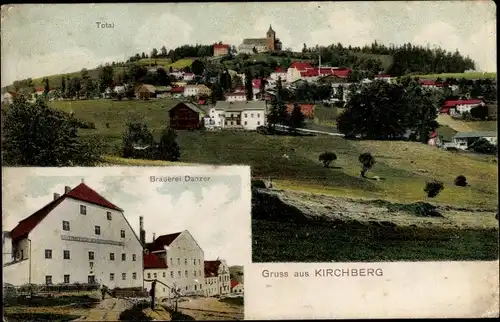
[169,102,206,130]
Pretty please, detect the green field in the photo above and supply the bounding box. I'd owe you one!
[414,72,497,80]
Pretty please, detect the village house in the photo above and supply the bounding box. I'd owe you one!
[169,70,184,80]
[238,25,282,54]
[230,280,244,294]
[427,131,443,148]
[204,260,231,297]
[269,67,287,84]
[287,61,352,83]
[144,229,205,300]
[213,43,230,57]
[155,86,172,99]
[183,84,211,98]
[374,74,394,83]
[440,99,485,115]
[183,73,195,82]
[2,91,16,104]
[170,87,185,99]
[205,101,267,130]
[169,102,206,130]
[450,131,497,150]
[225,92,247,102]
[2,182,144,288]
[135,84,157,100]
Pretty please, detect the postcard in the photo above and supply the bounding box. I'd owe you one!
[1,1,498,320]
[2,166,250,321]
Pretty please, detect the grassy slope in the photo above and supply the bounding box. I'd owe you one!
[52,99,497,209]
[437,114,498,133]
[414,72,497,80]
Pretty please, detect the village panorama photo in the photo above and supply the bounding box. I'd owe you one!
[2,166,250,321]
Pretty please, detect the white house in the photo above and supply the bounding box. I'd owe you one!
[2,91,15,104]
[440,99,486,115]
[3,182,144,289]
[143,230,205,300]
[225,92,247,102]
[270,67,287,82]
[451,131,497,150]
[184,85,200,97]
[3,231,13,265]
[183,73,195,82]
[204,260,231,297]
[204,101,267,130]
[230,280,244,294]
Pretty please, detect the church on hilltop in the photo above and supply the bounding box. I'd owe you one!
[238,25,282,55]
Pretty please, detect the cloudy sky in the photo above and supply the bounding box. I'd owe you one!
[1,1,496,87]
[2,166,252,267]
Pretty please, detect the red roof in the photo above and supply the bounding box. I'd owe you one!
[143,252,168,269]
[198,99,206,105]
[443,99,483,107]
[214,44,230,49]
[230,280,239,289]
[300,67,351,78]
[204,260,221,277]
[289,62,314,71]
[146,232,182,251]
[10,183,121,241]
[171,87,185,93]
[429,131,438,139]
[274,67,286,73]
[286,104,315,117]
[252,79,262,89]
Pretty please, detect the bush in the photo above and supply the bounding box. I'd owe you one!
[119,302,152,321]
[424,180,444,198]
[454,175,468,187]
[469,138,497,155]
[446,147,459,152]
[318,151,337,168]
[359,152,376,178]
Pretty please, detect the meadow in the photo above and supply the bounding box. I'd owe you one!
[414,72,497,80]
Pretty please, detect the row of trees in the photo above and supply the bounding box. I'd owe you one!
[122,123,180,161]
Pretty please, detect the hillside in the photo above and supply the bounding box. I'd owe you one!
[347,51,394,72]
[229,266,244,284]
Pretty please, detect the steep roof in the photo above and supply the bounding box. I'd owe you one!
[242,38,267,45]
[230,280,240,289]
[170,102,206,115]
[170,87,185,93]
[204,260,221,277]
[215,101,267,112]
[443,99,483,107]
[214,44,230,49]
[143,252,168,269]
[274,67,286,73]
[289,62,314,71]
[146,232,182,251]
[10,183,122,242]
[136,84,156,93]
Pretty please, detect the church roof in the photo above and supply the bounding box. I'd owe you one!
[242,38,267,45]
[268,25,274,33]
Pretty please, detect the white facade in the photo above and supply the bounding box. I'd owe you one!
[183,73,195,82]
[455,102,485,114]
[204,102,267,130]
[3,187,144,289]
[2,92,14,104]
[184,85,200,97]
[204,260,231,297]
[241,109,266,130]
[225,93,247,102]
[143,231,204,300]
[231,282,244,294]
[2,232,13,265]
[452,132,497,150]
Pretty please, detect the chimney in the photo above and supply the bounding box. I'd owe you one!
[152,233,156,242]
[54,193,60,200]
[64,186,71,194]
[139,216,145,244]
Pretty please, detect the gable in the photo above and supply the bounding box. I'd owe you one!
[146,232,182,251]
[172,230,203,253]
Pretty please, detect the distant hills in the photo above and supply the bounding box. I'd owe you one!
[229,265,244,284]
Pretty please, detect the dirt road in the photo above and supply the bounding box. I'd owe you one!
[74,298,132,321]
[175,297,244,320]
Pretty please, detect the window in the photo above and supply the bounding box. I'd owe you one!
[63,250,70,260]
[185,286,188,291]
[162,272,166,278]
[244,113,248,118]
[178,271,181,277]
[45,275,52,285]
[194,271,197,277]
[122,273,126,280]
[251,113,254,118]
[170,271,174,278]
[110,273,114,281]
[154,273,157,278]
[132,254,136,261]
[95,226,101,235]
[64,275,70,284]
[193,259,196,265]
[200,284,202,289]
[195,285,197,290]
[120,230,125,238]
[185,270,188,277]
[257,121,260,125]
[257,113,260,117]
[170,258,173,265]
[62,221,70,231]
[88,251,94,260]
[244,121,247,125]
[122,253,126,261]
[110,253,115,260]
[147,273,151,278]
[199,270,201,276]
[80,205,87,215]
[184,258,187,265]
[198,259,200,265]
[20,250,24,260]
[107,212,112,220]
[45,249,52,259]
[177,258,180,265]
[133,272,137,280]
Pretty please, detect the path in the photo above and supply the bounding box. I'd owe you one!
[437,114,474,132]
[274,124,345,137]
[74,298,132,321]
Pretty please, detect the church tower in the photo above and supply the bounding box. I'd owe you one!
[266,25,276,52]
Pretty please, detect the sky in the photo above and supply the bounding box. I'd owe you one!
[2,166,252,267]
[0,1,496,87]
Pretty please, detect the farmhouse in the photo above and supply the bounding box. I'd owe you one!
[230,280,244,294]
[225,92,247,102]
[440,99,485,115]
[170,86,185,99]
[183,73,195,82]
[136,84,157,100]
[183,84,211,98]
[169,102,206,130]
[155,86,172,99]
[2,182,144,288]
[269,67,287,83]
[205,101,267,130]
[144,229,205,299]
[451,131,497,150]
[238,25,282,54]
[204,260,231,297]
[213,43,230,57]
[2,91,16,104]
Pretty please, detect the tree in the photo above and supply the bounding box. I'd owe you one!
[156,127,180,161]
[245,69,253,101]
[454,175,468,187]
[359,153,376,178]
[191,60,205,75]
[99,65,114,93]
[469,138,497,154]
[469,105,489,120]
[160,46,168,57]
[151,48,158,58]
[289,103,305,130]
[122,122,155,159]
[318,152,337,168]
[424,180,444,198]
[2,96,103,166]
[43,78,50,96]
[252,46,258,54]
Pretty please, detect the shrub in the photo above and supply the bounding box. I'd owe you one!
[469,138,497,155]
[106,122,110,128]
[454,175,468,187]
[424,180,444,198]
[446,147,459,152]
[318,151,337,168]
[359,153,376,178]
